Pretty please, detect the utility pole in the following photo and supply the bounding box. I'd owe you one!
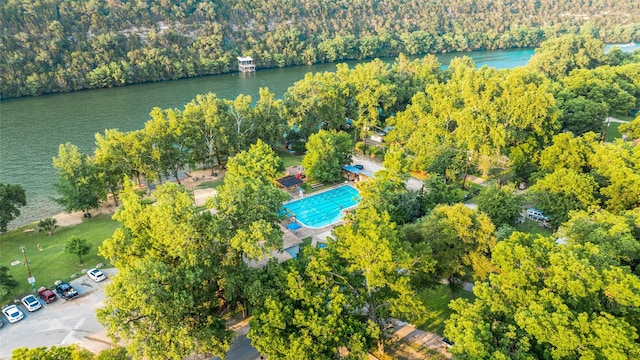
[21,245,36,293]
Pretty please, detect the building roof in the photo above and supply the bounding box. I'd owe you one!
[342,166,373,178]
[237,56,253,61]
[281,224,304,248]
[276,175,304,188]
[245,225,304,268]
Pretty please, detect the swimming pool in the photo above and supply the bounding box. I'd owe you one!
[283,185,360,229]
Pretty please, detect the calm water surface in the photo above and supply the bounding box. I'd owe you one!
[1,45,637,229]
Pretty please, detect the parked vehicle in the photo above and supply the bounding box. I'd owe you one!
[55,282,79,300]
[2,305,24,323]
[463,189,481,201]
[87,268,106,282]
[37,287,58,303]
[526,208,550,222]
[21,295,42,312]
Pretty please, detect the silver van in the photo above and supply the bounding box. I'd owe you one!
[526,208,549,222]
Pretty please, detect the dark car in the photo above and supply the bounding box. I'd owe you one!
[442,337,455,348]
[462,189,480,201]
[38,287,58,303]
[55,282,79,300]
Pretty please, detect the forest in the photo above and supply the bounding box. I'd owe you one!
[8,34,635,359]
[2,0,640,98]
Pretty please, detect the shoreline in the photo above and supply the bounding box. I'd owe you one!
[9,169,225,232]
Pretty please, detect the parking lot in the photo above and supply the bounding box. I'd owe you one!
[0,268,115,359]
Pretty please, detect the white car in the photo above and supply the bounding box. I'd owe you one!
[87,268,106,282]
[21,295,42,312]
[2,305,24,323]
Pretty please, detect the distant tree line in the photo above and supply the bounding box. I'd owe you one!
[2,0,640,98]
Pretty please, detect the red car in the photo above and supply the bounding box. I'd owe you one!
[38,287,58,303]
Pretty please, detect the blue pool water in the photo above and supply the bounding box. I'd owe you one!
[283,185,360,229]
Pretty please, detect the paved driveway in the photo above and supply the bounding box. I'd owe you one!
[1,268,262,360]
[351,154,423,191]
[0,269,115,359]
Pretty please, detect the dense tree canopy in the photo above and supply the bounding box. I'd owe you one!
[475,184,523,227]
[13,29,640,359]
[409,204,496,296]
[3,0,640,98]
[527,34,607,79]
[0,183,26,233]
[97,183,234,359]
[52,143,105,216]
[248,251,374,359]
[619,114,640,139]
[445,233,640,359]
[302,130,353,183]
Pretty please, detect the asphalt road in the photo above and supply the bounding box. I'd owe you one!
[0,268,115,360]
[0,268,262,360]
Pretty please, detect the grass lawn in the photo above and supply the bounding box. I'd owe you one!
[300,237,313,248]
[614,114,634,122]
[196,178,224,189]
[0,215,120,304]
[515,219,554,237]
[605,121,623,142]
[415,284,475,335]
[276,150,304,169]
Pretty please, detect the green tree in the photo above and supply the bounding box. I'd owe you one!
[249,251,373,359]
[52,143,105,217]
[562,67,636,117]
[538,132,599,174]
[0,183,26,233]
[527,34,606,79]
[11,345,94,360]
[556,96,608,135]
[144,107,194,184]
[98,182,233,359]
[95,346,132,360]
[284,71,347,140]
[223,139,284,183]
[226,94,254,152]
[388,54,443,114]
[302,130,353,183]
[475,184,523,227]
[337,60,396,146]
[64,235,91,265]
[211,141,289,316]
[386,93,457,175]
[420,174,458,213]
[619,115,640,139]
[94,129,145,189]
[425,204,496,296]
[357,145,420,224]
[445,233,640,359]
[590,140,640,213]
[37,217,58,236]
[557,209,640,270]
[530,168,599,227]
[0,265,19,299]
[182,92,235,172]
[252,87,287,148]
[332,205,427,355]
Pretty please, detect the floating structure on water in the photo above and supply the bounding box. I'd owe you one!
[237,56,256,73]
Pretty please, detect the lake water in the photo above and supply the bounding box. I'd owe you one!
[1,44,638,229]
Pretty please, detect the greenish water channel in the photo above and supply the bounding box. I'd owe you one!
[1,45,637,229]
